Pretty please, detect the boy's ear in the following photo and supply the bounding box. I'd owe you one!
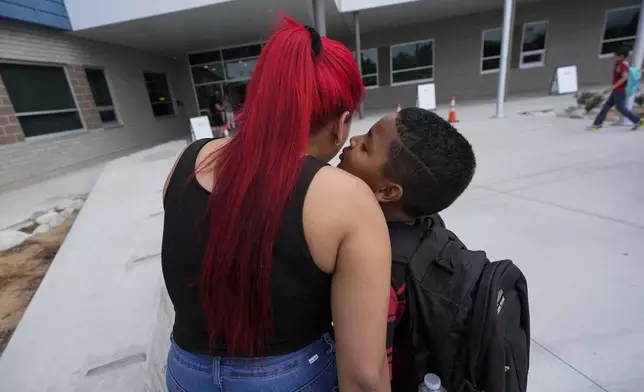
[374,181,403,204]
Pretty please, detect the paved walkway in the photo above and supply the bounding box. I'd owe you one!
[0,164,104,230]
[2,93,641,391]
[343,96,643,392]
[0,141,185,391]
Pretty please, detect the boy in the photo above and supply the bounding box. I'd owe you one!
[338,107,477,388]
[592,45,642,131]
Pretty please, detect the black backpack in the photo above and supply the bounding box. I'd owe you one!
[389,215,530,392]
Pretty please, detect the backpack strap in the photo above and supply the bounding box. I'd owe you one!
[388,214,452,383]
[389,214,445,265]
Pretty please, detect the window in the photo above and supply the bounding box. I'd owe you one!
[224,58,259,81]
[601,6,639,56]
[189,50,222,66]
[143,73,174,117]
[360,49,379,88]
[222,44,262,61]
[188,43,265,110]
[85,69,118,125]
[520,21,548,68]
[195,84,223,110]
[481,28,502,73]
[390,40,434,85]
[191,63,225,85]
[0,63,82,137]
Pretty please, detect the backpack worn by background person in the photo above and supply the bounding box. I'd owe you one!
[626,61,642,97]
[389,216,530,392]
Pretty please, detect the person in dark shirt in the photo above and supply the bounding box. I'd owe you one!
[592,45,642,131]
[338,107,476,388]
[210,90,226,137]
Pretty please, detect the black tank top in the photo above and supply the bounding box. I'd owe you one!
[161,139,333,356]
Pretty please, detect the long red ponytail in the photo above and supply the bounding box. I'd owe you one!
[198,16,364,356]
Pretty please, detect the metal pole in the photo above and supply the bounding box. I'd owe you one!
[626,0,644,111]
[314,0,327,37]
[495,0,515,118]
[354,11,365,119]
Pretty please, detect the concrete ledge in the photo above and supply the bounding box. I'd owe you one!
[0,141,186,392]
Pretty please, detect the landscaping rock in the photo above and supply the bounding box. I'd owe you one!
[56,199,76,211]
[32,225,50,235]
[569,108,586,119]
[0,229,30,252]
[59,208,75,221]
[35,211,65,229]
[8,219,36,233]
[68,199,85,211]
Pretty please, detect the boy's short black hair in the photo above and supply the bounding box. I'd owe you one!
[382,108,476,217]
[615,46,630,58]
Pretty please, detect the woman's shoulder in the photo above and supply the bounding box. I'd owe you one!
[308,165,379,215]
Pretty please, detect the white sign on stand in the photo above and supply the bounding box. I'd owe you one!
[417,83,436,110]
[190,116,214,141]
[550,66,578,95]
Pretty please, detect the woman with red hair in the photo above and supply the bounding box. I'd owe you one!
[161,17,391,392]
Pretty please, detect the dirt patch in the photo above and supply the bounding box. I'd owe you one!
[0,221,73,354]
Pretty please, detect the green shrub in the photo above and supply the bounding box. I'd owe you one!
[635,93,644,107]
[575,91,604,114]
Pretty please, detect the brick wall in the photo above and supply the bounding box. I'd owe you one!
[0,73,24,145]
[0,19,199,190]
[67,65,102,130]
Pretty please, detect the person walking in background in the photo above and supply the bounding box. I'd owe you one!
[161,16,392,392]
[210,90,226,137]
[592,46,643,131]
[223,95,235,129]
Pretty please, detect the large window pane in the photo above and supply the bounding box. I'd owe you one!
[189,51,222,65]
[85,69,114,107]
[99,110,117,124]
[86,68,118,125]
[604,7,639,40]
[522,22,547,52]
[192,63,225,84]
[144,72,174,117]
[392,68,433,84]
[391,41,433,71]
[0,63,76,113]
[151,103,174,117]
[522,54,543,64]
[195,84,223,110]
[362,75,378,87]
[482,28,502,58]
[361,49,378,75]
[18,112,82,137]
[601,39,635,56]
[222,44,262,61]
[482,58,500,72]
[224,58,258,81]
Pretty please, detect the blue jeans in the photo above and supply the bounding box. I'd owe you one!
[166,334,338,392]
[593,91,640,126]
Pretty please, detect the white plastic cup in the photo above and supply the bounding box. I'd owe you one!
[423,373,442,391]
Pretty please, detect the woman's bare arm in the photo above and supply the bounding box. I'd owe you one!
[331,178,392,392]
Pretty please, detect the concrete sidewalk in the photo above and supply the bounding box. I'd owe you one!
[341,96,644,392]
[2,93,642,391]
[0,164,105,231]
[0,141,185,392]
[445,114,644,392]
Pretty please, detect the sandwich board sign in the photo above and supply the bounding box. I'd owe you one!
[550,66,578,95]
[417,83,436,110]
[190,116,214,141]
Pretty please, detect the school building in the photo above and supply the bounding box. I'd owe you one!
[0,0,641,187]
